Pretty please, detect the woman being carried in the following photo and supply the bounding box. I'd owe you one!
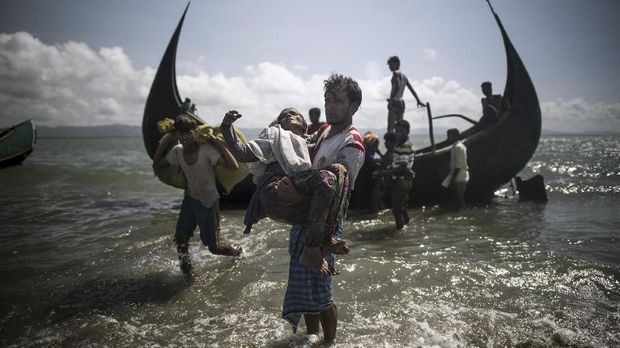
[220,108,349,274]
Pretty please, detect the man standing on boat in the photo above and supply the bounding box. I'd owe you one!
[279,73,365,345]
[479,81,510,129]
[386,56,425,133]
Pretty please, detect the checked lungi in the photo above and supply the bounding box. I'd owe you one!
[281,224,342,329]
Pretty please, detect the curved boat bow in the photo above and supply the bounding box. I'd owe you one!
[143,2,541,207]
[142,3,202,160]
[412,2,541,203]
[142,4,250,197]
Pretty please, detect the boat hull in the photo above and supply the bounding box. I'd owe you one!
[142,4,249,198]
[143,4,541,208]
[0,120,37,169]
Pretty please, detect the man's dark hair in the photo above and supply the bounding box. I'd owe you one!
[174,114,198,132]
[447,128,460,138]
[395,119,410,133]
[387,56,401,66]
[309,107,321,117]
[481,81,492,88]
[383,132,397,142]
[324,73,362,107]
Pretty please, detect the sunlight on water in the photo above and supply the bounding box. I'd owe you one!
[0,136,619,346]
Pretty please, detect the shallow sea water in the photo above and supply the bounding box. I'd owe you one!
[0,136,618,347]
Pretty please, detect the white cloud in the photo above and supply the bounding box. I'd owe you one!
[541,98,620,133]
[423,48,438,60]
[0,32,153,127]
[293,64,309,72]
[177,55,209,75]
[1,32,617,135]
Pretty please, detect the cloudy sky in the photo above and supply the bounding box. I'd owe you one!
[1,0,619,134]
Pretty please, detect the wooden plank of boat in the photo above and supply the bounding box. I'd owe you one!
[412,1,541,204]
[0,120,37,169]
[142,3,249,194]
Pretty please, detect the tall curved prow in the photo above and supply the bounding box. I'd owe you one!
[411,1,541,204]
[464,1,542,200]
[141,3,251,202]
[489,0,541,157]
[142,3,204,159]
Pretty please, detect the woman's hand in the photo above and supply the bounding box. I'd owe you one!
[222,110,242,126]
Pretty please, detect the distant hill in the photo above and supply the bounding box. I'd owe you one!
[541,128,619,136]
[38,125,142,138]
[35,124,618,138]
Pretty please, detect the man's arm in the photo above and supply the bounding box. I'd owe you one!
[336,147,365,190]
[211,137,239,170]
[152,133,177,169]
[406,80,425,107]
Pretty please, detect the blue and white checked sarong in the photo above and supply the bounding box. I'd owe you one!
[281,224,341,330]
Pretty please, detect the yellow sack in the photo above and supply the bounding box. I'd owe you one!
[210,126,250,194]
[153,121,249,194]
[154,165,187,189]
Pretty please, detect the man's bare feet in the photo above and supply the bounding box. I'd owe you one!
[218,245,243,256]
[176,243,192,273]
[179,253,192,273]
[231,246,243,256]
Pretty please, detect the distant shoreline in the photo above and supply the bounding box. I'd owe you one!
[34,125,619,138]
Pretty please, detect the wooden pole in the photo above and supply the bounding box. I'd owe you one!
[426,102,435,152]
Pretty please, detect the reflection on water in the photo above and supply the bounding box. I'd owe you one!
[0,136,619,346]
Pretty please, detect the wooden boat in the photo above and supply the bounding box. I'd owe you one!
[0,120,37,169]
[144,1,541,207]
[142,3,249,200]
[411,1,541,204]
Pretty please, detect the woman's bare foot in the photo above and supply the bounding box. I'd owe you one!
[300,247,332,276]
[299,246,323,269]
[325,238,349,255]
[328,264,341,276]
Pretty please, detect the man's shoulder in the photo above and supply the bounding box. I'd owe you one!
[169,144,183,153]
[314,123,330,138]
[343,127,365,152]
[347,126,362,137]
[199,142,221,157]
[317,126,364,154]
[198,142,217,149]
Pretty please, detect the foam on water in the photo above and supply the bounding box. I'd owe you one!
[1,136,619,346]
